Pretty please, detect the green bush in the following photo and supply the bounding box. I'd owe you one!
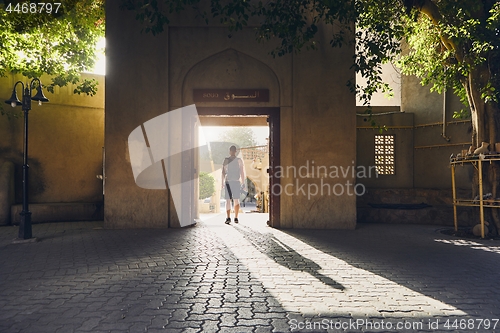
[199,172,215,200]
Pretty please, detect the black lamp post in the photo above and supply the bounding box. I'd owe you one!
[5,78,49,240]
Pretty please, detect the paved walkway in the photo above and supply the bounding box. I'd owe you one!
[0,214,499,333]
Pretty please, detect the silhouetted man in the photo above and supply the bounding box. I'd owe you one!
[221,145,246,224]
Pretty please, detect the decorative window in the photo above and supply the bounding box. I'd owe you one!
[375,135,395,175]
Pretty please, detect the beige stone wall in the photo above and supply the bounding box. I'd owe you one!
[402,74,471,190]
[105,2,171,229]
[287,26,356,229]
[106,3,357,229]
[0,73,104,207]
[354,75,472,225]
[356,76,470,194]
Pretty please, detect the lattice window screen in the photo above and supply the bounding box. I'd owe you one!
[375,135,395,175]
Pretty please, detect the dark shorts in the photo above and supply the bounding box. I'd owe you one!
[225,181,241,200]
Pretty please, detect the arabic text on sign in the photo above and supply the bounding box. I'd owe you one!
[203,93,219,98]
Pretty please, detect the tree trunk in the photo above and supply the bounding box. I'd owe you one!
[408,0,500,234]
[467,65,500,234]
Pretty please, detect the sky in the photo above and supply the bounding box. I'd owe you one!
[199,126,269,146]
[87,38,106,75]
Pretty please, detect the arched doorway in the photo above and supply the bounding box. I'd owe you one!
[196,107,280,227]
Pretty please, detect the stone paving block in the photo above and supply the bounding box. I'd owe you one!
[271,318,292,332]
[252,301,269,311]
[190,302,208,314]
[219,313,238,327]
[76,317,102,331]
[188,313,223,322]
[237,289,252,298]
[237,307,254,319]
[206,306,237,315]
[164,320,203,329]
[197,285,212,294]
[254,312,288,320]
[149,315,170,329]
[207,298,224,308]
[237,318,271,327]
[202,320,220,332]
[224,301,255,309]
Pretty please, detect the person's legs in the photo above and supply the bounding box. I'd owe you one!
[226,199,232,218]
[225,182,232,224]
[228,181,241,223]
[233,199,240,222]
[225,181,241,223]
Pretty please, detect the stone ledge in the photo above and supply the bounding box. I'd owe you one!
[10,202,103,225]
[357,188,474,225]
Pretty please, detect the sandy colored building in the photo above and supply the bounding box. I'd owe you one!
[0,73,105,225]
[103,2,356,229]
[0,4,475,230]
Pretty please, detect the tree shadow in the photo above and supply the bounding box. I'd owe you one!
[233,224,345,291]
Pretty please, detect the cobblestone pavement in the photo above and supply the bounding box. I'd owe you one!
[1,214,500,333]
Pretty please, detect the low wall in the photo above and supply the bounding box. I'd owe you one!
[357,188,475,226]
[11,202,103,225]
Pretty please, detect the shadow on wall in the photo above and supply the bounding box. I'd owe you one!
[0,148,46,225]
[0,147,46,203]
[0,160,14,225]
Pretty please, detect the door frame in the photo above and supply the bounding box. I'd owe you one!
[196,107,280,228]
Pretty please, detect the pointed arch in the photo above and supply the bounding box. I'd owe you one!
[182,48,280,107]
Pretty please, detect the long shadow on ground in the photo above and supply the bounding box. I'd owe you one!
[233,223,345,291]
[279,222,500,319]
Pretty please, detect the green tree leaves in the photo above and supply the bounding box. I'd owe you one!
[0,0,105,97]
[399,0,499,113]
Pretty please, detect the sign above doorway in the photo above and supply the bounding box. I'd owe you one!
[193,89,269,103]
